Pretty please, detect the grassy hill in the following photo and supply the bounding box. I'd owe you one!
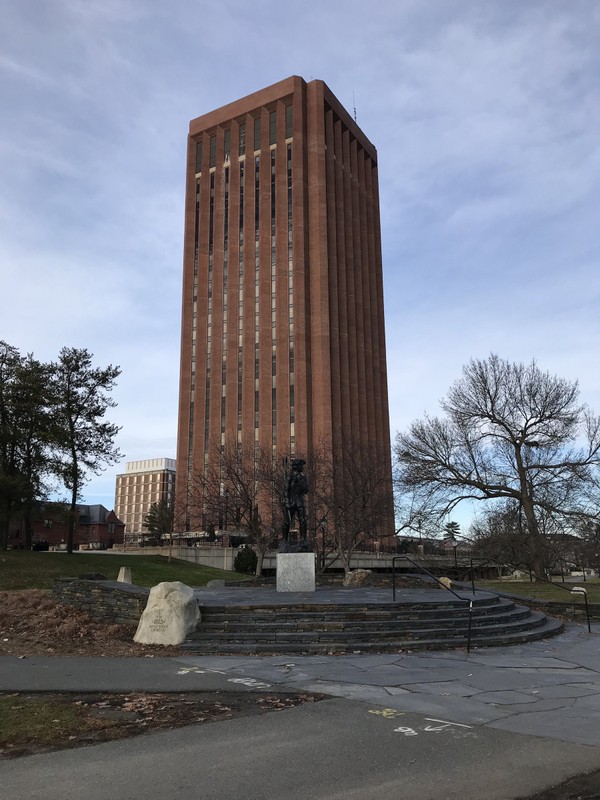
[0,551,250,591]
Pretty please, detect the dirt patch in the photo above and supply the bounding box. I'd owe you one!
[0,590,180,657]
[0,690,322,759]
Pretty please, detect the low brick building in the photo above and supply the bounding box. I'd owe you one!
[8,503,125,550]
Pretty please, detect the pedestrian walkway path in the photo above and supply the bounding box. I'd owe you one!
[177,622,600,746]
[1,621,598,747]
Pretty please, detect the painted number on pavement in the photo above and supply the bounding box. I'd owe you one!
[369,711,476,739]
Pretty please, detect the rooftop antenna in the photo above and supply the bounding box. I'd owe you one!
[352,91,357,123]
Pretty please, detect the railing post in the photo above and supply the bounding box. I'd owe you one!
[584,592,592,634]
[466,600,474,654]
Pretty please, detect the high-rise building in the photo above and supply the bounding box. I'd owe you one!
[176,76,393,534]
[115,458,176,534]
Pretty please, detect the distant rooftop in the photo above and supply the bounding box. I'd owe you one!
[123,458,176,474]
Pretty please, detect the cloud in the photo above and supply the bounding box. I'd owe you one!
[2,0,599,515]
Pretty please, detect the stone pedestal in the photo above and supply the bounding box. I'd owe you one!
[276,552,316,592]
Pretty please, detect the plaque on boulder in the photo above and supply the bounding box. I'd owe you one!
[134,581,200,646]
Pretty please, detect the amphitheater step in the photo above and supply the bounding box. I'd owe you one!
[184,594,564,655]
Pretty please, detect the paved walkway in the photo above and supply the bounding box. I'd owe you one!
[2,619,600,799]
[1,621,598,747]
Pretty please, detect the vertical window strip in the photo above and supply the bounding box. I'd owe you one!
[254,116,261,151]
[287,143,294,430]
[189,177,201,479]
[271,148,277,450]
[271,149,276,236]
[239,122,246,156]
[205,172,215,454]
[221,166,229,439]
[209,172,215,255]
[254,156,260,237]
[269,110,277,145]
[238,161,244,434]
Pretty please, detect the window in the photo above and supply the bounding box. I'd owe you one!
[195,141,203,172]
[285,105,293,139]
[224,129,231,160]
[209,135,216,168]
[254,116,261,151]
[269,110,277,145]
[239,123,246,156]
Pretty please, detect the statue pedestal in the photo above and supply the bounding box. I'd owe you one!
[276,552,316,592]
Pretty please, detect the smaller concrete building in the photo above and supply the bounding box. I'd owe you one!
[114,458,176,534]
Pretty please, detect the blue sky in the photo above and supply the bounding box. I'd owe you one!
[2,1,599,529]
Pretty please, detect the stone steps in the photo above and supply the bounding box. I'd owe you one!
[184,617,564,655]
[184,594,564,654]
[198,608,532,633]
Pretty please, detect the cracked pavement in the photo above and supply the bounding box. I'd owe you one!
[177,622,600,746]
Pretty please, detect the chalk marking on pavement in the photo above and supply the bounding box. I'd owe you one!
[177,667,227,675]
[393,726,419,736]
[368,708,404,719]
[368,711,476,739]
[424,718,472,729]
[228,677,272,689]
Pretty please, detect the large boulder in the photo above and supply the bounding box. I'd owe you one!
[134,581,200,646]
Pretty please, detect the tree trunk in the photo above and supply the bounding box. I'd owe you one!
[0,495,12,550]
[255,545,264,577]
[520,494,546,577]
[24,507,33,550]
[67,481,77,554]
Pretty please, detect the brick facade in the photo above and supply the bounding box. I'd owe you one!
[176,77,393,537]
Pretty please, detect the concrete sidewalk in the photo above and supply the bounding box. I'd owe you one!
[2,622,600,799]
[1,621,599,746]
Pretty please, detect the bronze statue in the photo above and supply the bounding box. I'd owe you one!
[282,458,309,550]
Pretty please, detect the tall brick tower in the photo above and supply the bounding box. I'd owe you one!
[175,76,393,536]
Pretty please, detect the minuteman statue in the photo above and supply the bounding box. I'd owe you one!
[282,458,309,549]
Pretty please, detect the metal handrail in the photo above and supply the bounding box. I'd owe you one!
[469,556,592,634]
[392,555,474,653]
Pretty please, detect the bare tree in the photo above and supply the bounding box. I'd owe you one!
[188,442,281,576]
[311,437,394,574]
[395,354,600,576]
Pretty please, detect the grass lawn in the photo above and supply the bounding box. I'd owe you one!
[0,695,89,750]
[478,578,600,604]
[0,551,251,591]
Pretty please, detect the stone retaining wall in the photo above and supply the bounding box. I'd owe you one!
[52,578,149,625]
[495,591,600,622]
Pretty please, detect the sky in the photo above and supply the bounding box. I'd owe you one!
[2,0,599,529]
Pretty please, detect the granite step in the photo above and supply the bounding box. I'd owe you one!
[183,617,564,655]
